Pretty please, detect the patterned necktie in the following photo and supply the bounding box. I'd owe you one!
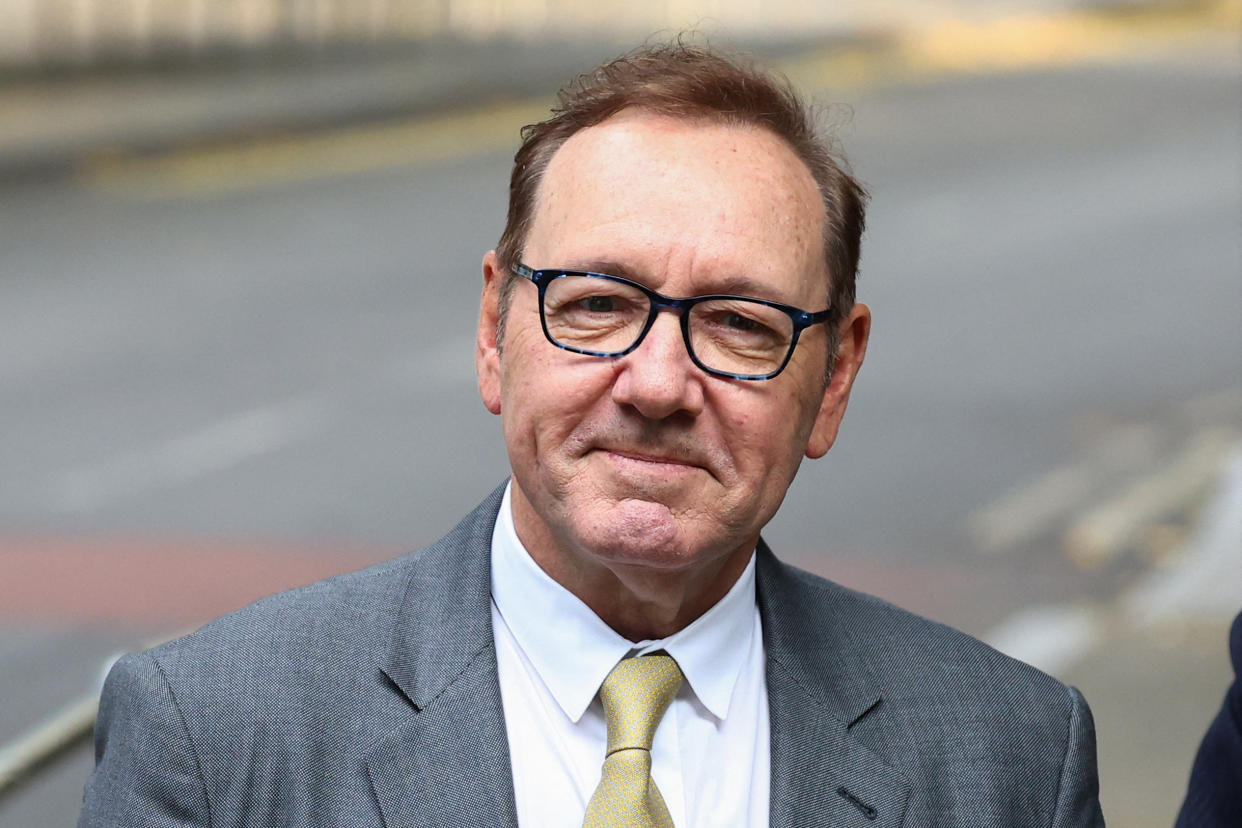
[583,654,684,828]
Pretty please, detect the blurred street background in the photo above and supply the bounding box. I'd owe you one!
[1,0,1239,824]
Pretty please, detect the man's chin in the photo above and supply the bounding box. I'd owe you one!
[572,498,709,570]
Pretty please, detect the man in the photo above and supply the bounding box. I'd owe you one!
[1177,610,1242,825]
[80,43,1104,826]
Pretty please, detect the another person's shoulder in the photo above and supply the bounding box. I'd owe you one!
[1231,610,1242,665]
[1176,610,1242,826]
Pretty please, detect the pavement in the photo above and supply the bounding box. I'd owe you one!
[1059,445,1242,825]
[0,0,1239,824]
[1,0,1237,177]
[0,37,627,178]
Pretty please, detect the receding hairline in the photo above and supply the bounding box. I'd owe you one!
[521,107,834,299]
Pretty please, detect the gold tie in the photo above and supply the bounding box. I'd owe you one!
[583,654,683,828]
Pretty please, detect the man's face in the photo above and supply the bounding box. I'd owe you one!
[477,110,868,589]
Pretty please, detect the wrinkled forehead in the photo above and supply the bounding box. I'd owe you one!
[528,110,828,302]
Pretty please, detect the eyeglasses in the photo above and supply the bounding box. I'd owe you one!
[512,263,831,381]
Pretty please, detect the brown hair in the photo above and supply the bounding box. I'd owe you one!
[495,39,867,372]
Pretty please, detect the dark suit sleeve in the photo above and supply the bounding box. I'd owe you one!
[1050,686,1106,827]
[79,652,212,827]
[1176,612,1242,827]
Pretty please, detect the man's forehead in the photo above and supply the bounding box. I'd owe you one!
[541,109,816,195]
[528,110,826,285]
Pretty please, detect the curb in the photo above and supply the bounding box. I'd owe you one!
[0,0,1233,182]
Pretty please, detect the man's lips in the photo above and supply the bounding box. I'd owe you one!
[603,449,698,467]
[593,446,710,477]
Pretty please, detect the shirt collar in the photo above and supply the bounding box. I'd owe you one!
[490,481,758,723]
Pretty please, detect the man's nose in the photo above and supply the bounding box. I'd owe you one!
[610,311,705,419]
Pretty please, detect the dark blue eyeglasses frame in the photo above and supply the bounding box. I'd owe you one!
[511,262,832,381]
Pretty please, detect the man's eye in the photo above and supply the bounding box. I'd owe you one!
[713,311,773,337]
[723,312,761,331]
[580,295,617,313]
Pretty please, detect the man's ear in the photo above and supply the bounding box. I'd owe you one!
[476,250,504,415]
[805,303,870,459]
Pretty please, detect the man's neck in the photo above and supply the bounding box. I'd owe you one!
[523,535,754,641]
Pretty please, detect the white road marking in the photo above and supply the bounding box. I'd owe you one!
[968,423,1159,554]
[1122,442,1242,628]
[985,437,1242,677]
[1063,427,1239,568]
[969,465,1099,553]
[41,338,480,515]
[984,603,1103,677]
[49,397,331,513]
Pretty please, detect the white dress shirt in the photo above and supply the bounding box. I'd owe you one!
[490,483,770,828]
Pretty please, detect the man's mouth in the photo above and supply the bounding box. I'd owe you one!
[603,448,697,467]
[593,447,711,484]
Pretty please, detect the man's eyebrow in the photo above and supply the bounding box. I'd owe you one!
[558,259,797,303]
[698,273,787,300]
[560,259,639,280]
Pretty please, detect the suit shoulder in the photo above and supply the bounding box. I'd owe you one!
[144,550,421,685]
[136,487,503,707]
[763,556,1102,820]
[766,558,1078,716]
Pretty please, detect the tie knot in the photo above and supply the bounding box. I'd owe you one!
[599,654,683,754]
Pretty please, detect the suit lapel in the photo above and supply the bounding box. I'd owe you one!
[361,498,912,827]
[365,486,519,828]
[758,544,912,827]
[366,647,516,828]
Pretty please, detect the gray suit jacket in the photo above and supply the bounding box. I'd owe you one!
[80,486,1104,826]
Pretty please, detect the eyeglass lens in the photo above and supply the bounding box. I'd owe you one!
[543,274,795,376]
